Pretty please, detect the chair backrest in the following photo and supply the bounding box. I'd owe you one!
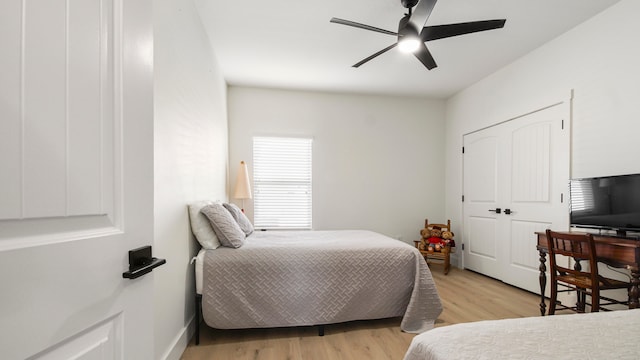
[545,229,599,285]
[425,219,451,232]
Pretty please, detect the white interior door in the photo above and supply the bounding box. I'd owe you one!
[462,131,503,279]
[0,0,155,359]
[463,103,570,293]
[500,104,570,293]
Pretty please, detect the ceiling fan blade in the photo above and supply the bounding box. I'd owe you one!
[414,42,437,70]
[353,43,398,68]
[408,0,438,32]
[330,17,398,36]
[421,19,506,41]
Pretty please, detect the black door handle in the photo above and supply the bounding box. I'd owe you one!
[504,208,512,215]
[488,208,501,214]
[122,245,166,279]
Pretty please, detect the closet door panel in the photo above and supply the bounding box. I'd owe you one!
[463,131,502,278]
[502,104,569,293]
[511,122,551,203]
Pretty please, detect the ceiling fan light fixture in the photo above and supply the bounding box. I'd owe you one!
[330,0,507,70]
[398,36,420,53]
[397,13,420,53]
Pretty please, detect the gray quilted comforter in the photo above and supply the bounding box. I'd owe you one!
[202,230,442,333]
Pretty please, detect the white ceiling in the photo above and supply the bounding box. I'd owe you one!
[196,0,620,99]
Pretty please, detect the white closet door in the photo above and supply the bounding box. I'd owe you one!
[463,131,503,279]
[463,103,570,293]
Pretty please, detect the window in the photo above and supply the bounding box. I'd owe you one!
[253,137,312,229]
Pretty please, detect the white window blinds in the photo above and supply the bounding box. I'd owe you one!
[253,137,312,229]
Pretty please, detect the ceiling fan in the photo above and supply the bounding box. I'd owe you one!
[330,0,506,70]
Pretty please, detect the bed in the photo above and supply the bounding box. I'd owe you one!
[193,229,442,342]
[403,309,640,360]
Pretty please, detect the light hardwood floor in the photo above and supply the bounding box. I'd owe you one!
[180,267,542,360]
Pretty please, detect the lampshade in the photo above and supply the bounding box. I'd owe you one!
[234,161,252,200]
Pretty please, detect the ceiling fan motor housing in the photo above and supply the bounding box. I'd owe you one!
[398,14,418,39]
[401,0,420,9]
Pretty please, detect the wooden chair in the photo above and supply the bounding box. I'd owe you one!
[414,219,453,275]
[546,229,630,315]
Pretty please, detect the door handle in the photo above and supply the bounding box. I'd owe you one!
[122,245,166,279]
[504,208,512,215]
[488,208,501,214]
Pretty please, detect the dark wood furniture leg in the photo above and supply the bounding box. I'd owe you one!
[195,293,202,345]
[574,259,585,312]
[538,250,547,316]
[443,247,451,275]
[630,268,640,309]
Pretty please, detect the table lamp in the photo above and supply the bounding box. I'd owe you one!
[234,161,252,212]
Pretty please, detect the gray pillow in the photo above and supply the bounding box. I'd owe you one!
[223,203,254,236]
[200,203,245,248]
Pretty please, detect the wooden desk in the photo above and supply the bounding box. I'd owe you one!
[536,231,640,316]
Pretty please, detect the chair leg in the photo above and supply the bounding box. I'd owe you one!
[444,252,450,275]
[591,288,600,312]
[549,282,557,315]
[576,288,586,313]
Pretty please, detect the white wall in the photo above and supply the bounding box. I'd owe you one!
[444,0,640,264]
[153,0,228,358]
[228,86,445,244]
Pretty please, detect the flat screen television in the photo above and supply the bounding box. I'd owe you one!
[570,173,640,237]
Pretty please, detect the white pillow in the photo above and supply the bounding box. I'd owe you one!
[200,203,246,248]
[188,200,221,249]
[223,203,254,236]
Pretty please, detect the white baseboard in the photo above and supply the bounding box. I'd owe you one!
[160,315,195,360]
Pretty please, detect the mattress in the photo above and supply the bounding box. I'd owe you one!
[200,230,442,333]
[195,248,206,295]
[403,309,640,360]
